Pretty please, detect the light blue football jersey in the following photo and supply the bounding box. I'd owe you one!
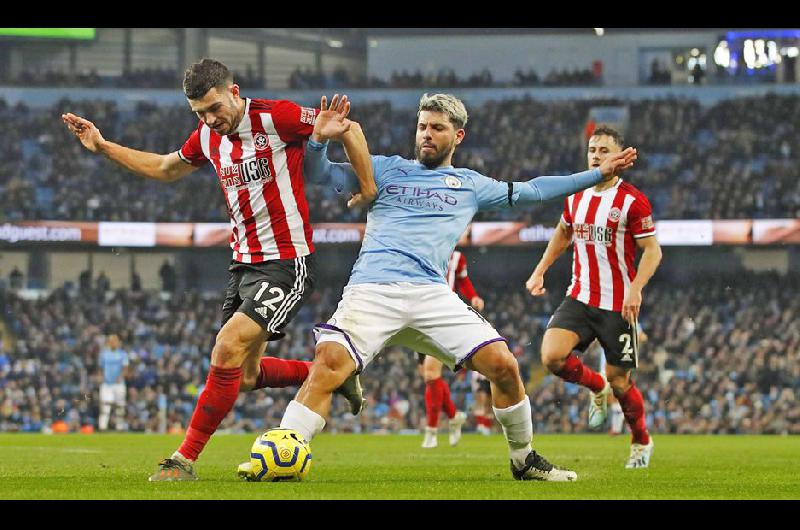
[100,348,129,385]
[305,140,602,287]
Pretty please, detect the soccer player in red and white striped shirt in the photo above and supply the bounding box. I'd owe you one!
[418,250,484,448]
[62,59,376,481]
[526,125,662,469]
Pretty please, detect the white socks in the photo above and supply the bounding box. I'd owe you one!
[493,396,533,468]
[280,400,326,442]
[172,451,194,464]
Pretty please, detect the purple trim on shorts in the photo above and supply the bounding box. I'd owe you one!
[314,323,364,374]
[455,337,508,372]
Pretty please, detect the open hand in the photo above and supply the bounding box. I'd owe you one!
[62,112,105,153]
[311,94,352,143]
[599,147,637,179]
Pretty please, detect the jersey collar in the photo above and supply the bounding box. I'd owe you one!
[590,177,623,196]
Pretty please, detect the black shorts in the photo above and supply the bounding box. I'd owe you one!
[547,297,639,369]
[221,254,316,340]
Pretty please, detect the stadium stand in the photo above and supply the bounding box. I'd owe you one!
[1,270,797,435]
[1,94,797,224]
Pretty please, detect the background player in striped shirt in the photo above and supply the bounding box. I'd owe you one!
[418,249,484,448]
[525,125,662,468]
[61,59,375,481]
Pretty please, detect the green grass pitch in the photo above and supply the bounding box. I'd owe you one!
[0,433,797,499]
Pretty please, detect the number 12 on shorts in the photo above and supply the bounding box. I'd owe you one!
[254,281,286,311]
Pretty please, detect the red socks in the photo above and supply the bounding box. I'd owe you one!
[424,381,442,427]
[618,383,650,445]
[475,415,493,428]
[176,357,312,461]
[178,365,242,461]
[555,354,607,393]
[439,379,456,419]
[425,378,456,428]
[254,357,311,389]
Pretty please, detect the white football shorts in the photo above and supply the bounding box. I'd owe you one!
[314,282,506,373]
[99,383,126,405]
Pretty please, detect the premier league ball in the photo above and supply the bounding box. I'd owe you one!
[243,428,312,482]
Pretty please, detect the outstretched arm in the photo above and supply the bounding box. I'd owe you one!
[514,148,638,205]
[61,113,197,182]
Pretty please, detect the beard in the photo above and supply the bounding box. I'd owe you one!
[415,140,455,169]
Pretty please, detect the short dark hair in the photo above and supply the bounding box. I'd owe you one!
[182,58,233,100]
[591,124,624,148]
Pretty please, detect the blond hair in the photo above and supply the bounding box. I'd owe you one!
[418,93,468,129]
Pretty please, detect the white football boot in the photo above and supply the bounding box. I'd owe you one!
[448,411,467,446]
[588,374,612,429]
[421,426,438,448]
[511,451,578,482]
[625,437,654,469]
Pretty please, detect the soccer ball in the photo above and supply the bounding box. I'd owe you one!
[246,428,312,482]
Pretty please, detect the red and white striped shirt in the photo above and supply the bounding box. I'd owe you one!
[445,250,478,299]
[178,98,319,263]
[561,179,656,312]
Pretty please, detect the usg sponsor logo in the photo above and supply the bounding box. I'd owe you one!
[574,223,614,245]
[219,158,273,188]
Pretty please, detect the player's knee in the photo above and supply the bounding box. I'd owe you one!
[541,343,569,373]
[483,352,520,387]
[311,343,352,388]
[239,370,258,392]
[211,331,249,368]
[608,373,631,395]
[422,365,441,383]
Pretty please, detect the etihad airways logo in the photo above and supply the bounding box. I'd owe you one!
[218,158,274,188]
[384,184,458,211]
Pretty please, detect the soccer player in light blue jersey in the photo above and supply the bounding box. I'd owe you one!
[278,93,637,481]
[98,334,129,431]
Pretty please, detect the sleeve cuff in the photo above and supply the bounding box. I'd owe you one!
[307,139,328,150]
[633,231,657,239]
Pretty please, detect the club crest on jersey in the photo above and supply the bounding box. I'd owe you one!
[253,133,269,151]
[608,207,622,222]
[300,107,317,125]
[444,176,462,189]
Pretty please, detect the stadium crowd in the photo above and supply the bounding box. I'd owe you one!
[1,269,797,436]
[1,93,798,225]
